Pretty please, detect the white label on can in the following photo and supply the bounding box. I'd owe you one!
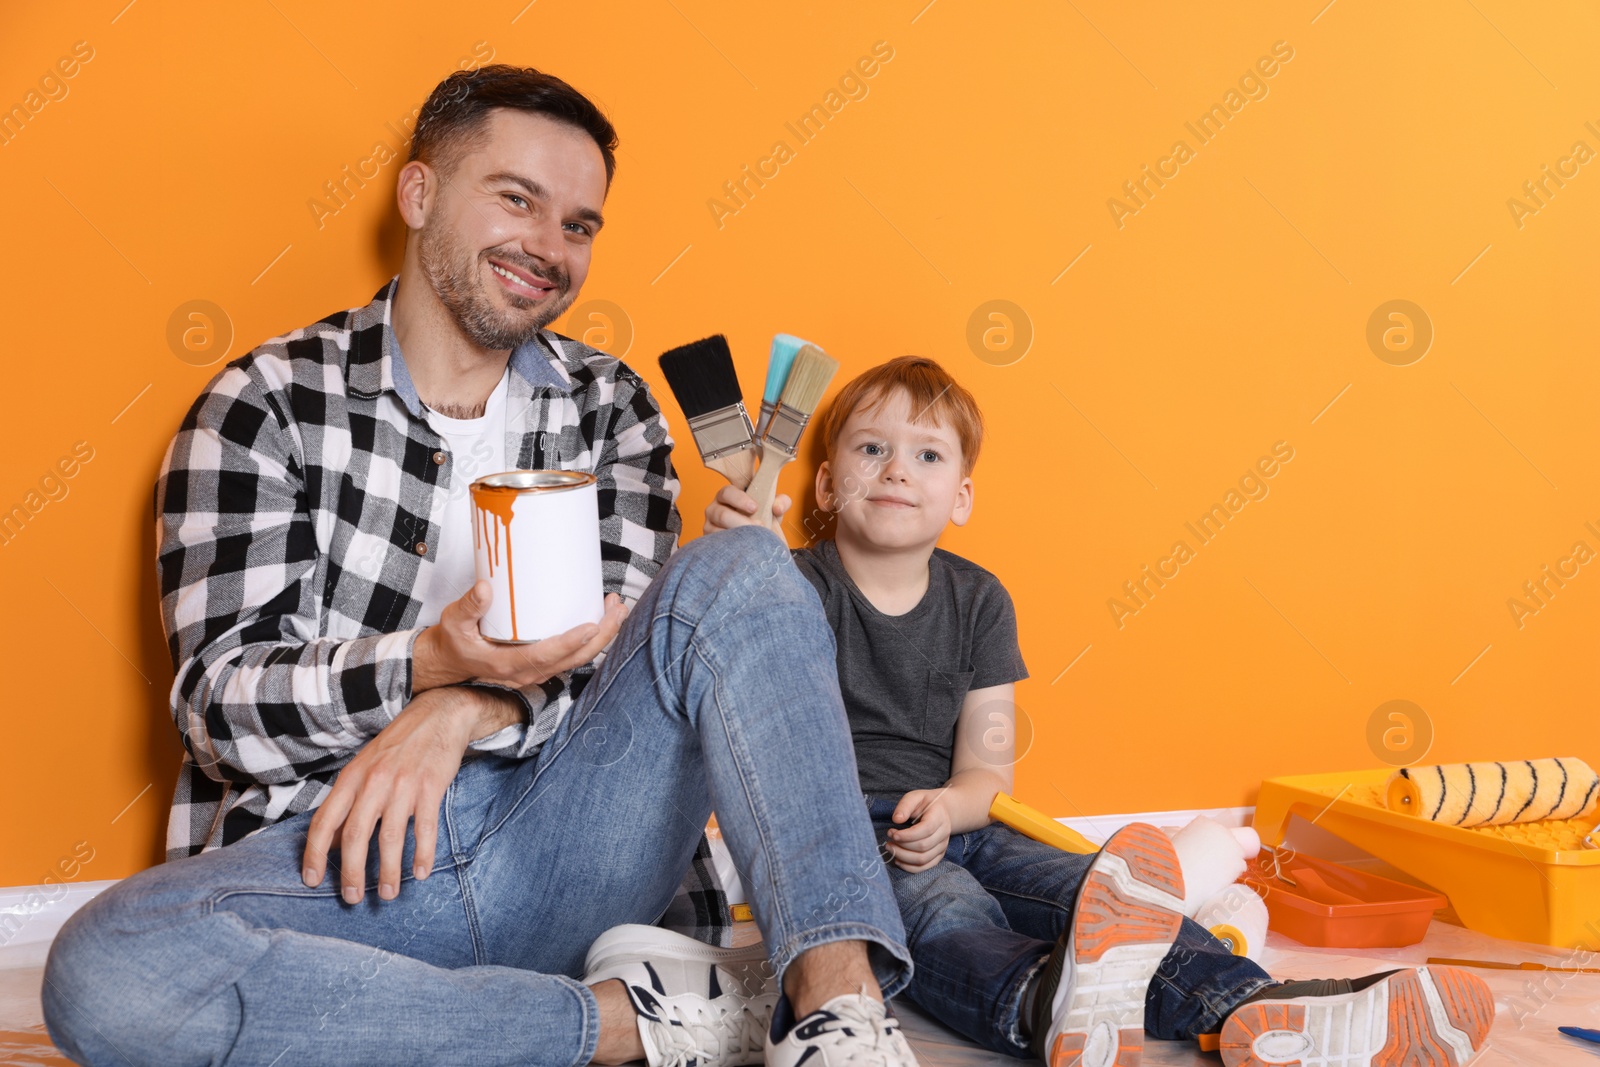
[472,478,604,642]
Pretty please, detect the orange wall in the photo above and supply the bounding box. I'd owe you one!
[2,1,1596,887]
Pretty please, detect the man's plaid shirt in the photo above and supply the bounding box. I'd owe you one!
[155,277,733,940]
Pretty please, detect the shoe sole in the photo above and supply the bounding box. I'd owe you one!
[1219,965,1494,1066]
[1048,822,1186,1067]
[584,923,775,999]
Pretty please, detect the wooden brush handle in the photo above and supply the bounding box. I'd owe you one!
[744,442,790,528]
[707,449,756,491]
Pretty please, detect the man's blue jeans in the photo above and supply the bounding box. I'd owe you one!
[42,527,910,1067]
[865,794,1274,1056]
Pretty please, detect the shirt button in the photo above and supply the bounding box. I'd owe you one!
[415,542,428,555]
[433,451,447,465]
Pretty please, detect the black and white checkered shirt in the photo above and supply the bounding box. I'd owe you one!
[155,278,732,940]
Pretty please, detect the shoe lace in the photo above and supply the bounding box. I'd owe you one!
[645,994,776,1067]
[824,994,915,1067]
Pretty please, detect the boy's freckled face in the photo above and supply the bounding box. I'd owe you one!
[819,388,973,551]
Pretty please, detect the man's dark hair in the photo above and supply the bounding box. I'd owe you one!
[409,64,618,186]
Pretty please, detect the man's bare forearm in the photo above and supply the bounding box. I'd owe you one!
[448,684,527,741]
[413,682,527,742]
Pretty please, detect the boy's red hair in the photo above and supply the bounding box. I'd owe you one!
[818,356,984,476]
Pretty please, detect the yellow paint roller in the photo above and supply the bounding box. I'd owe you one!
[988,793,1098,853]
[1385,758,1600,828]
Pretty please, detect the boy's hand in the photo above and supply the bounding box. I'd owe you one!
[885,789,953,873]
[704,484,791,537]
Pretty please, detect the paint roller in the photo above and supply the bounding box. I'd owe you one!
[1384,758,1599,828]
[1167,815,1268,961]
[1167,815,1259,915]
[1193,885,1269,963]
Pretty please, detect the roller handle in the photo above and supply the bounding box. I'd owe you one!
[989,793,1098,854]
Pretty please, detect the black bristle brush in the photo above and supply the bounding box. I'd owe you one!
[658,335,758,489]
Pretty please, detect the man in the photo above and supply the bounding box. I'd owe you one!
[42,65,918,1067]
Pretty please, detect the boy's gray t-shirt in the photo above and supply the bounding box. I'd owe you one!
[790,539,1029,795]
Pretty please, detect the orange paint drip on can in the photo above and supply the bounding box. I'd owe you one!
[472,482,520,636]
[469,470,603,643]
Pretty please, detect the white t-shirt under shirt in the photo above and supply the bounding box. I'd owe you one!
[415,368,510,627]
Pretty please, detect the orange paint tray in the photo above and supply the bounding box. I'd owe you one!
[1242,851,1448,948]
[1252,768,1600,949]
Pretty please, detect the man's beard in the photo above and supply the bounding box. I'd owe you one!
[417,221,577,350]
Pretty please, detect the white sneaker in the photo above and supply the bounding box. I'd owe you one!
[1032,822,1186,1067]
[765,991,919,1067]
[583,923,776,1067]
[584,923,777,1001]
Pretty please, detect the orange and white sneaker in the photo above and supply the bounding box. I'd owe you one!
[1031,822,1186,1067]
[1218,965,1494,1066]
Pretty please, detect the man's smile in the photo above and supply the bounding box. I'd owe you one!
[487,257,559,299]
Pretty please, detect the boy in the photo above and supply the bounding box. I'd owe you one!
[705,356,1494,1067]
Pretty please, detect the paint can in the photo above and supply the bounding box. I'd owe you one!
[470,470,604,643]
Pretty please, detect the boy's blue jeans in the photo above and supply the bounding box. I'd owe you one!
[42,527,911,1067]
[865,794,1275,1056]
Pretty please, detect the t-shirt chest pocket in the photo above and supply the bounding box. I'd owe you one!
[922,667,975,744]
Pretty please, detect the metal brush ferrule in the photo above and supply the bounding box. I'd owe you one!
[754,400,778,441]
[686,403,756,461]
[762,404,810,458]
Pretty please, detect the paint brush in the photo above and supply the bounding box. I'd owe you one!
[658,335,758,489]
[744,343,839,526]
[755,334,809,440]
